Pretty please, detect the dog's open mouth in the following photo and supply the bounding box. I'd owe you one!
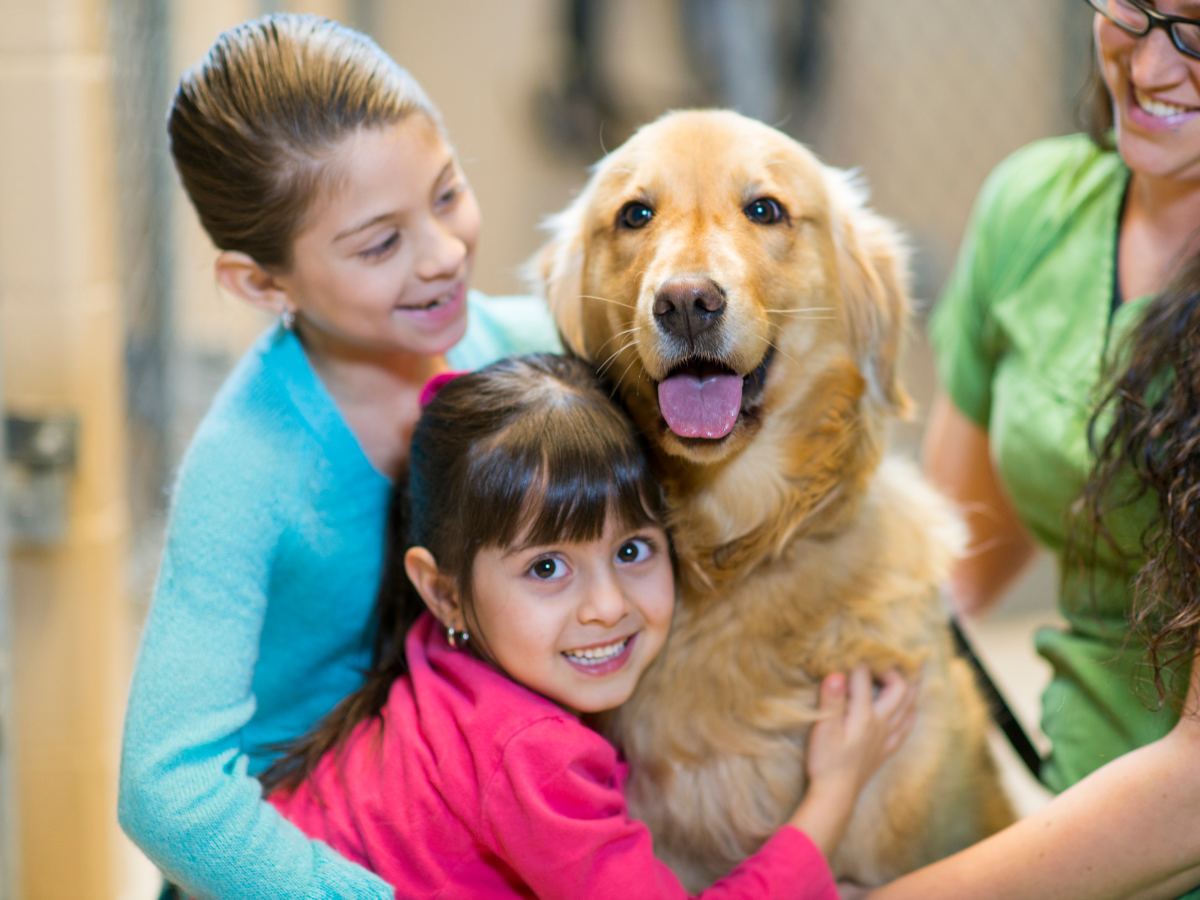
[656,347,773,440]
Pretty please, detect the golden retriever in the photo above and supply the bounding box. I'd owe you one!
[533,109,1014,888]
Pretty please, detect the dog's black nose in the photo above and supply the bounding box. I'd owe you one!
[653,277,726,345]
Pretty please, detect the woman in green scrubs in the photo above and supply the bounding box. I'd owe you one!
[862,2,1200,897]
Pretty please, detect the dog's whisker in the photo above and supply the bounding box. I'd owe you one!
[580,293,635,310]
[596,349,629,379]
[761,305,834,312]
[613,353,642,390]
[597,340,638,384]
[766,314,837,322]
[593,322,641,348]
[761,307,836,316]
[596,351,623,378]
[598,338,641,381]
[592,325,641,359]
[596,338,640,378]
[763,338,803,370]
[593,328,642,365]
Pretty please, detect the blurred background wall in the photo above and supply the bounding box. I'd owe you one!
[0,1,1092,897]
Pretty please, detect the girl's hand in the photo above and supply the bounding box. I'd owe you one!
[808,665,916,795]
[788,665,918,856]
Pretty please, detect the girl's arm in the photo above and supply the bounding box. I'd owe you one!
[921,394,1038,617]
[117,443,391,899]
[864,648,1200,900]
[483,718,834,900]
[481,671,913,900]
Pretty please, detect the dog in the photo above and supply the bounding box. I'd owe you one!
[532,109,1015,888]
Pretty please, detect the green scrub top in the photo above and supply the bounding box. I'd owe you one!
[930,134,1188,797]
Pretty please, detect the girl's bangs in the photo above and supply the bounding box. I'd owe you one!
[462,413,663,553]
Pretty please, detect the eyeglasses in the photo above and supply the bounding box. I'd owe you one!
[1085,0,1200,61]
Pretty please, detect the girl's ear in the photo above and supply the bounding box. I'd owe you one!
[404,546,463,629]
[214,250,294,319]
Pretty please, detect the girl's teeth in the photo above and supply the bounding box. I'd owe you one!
[564,637,628,665]
[399,294,444,311]
[1136,90,1191,119]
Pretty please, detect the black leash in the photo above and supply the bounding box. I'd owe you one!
[949,615,1045,782]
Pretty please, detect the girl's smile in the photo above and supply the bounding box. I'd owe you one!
[562,633,637,675]
[392,280,467,324]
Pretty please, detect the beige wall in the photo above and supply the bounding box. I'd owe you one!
[0,0,130,896]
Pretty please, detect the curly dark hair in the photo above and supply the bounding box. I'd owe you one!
[1078,253,1200,705]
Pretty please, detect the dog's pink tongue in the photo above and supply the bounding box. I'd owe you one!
[658,373,743,439]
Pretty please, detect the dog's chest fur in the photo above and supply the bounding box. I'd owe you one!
[600,460,994,888]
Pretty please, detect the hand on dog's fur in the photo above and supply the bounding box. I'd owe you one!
[790,667,917,857]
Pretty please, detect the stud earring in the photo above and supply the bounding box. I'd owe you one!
[446,625,470,649]
[280,307,296,330]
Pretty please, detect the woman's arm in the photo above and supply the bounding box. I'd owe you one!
[117,440,391,899]
[865,649,1200,900]
[921,393,1038,617]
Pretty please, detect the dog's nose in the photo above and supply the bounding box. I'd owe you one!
[653,277,726,345]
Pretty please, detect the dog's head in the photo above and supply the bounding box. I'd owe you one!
[533,109,910,472]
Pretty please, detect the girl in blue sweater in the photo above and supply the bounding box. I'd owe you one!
[117,13,558,898]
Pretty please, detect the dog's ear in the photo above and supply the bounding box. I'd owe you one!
[826,168,913,417]
[525,194,589,359]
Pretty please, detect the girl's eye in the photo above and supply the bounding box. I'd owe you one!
[360,232,399,259]
[617,201,655,230]
[615,537,653,565]
[529,556,566,581]
[744,197,787,225]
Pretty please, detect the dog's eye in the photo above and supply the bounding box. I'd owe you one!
[744,197,787,225]
[617,201,655,230]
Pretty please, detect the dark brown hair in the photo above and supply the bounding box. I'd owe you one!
[261,353,669,791]
[1078,253,1200,706]
[1079,54,1115,150]
[168,13,438,269]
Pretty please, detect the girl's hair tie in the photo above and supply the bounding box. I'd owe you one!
[419,370,469,408]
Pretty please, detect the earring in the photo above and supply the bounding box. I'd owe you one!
[280,307,296,331]
[446,625,470,649]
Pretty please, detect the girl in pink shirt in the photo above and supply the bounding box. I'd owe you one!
[265,353,916,898]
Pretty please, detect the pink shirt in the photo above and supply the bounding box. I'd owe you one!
[271,614,837,899]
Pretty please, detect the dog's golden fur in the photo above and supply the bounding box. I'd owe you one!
[534,110,1014,887]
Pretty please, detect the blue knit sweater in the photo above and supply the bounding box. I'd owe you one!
[119,293,560,899]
